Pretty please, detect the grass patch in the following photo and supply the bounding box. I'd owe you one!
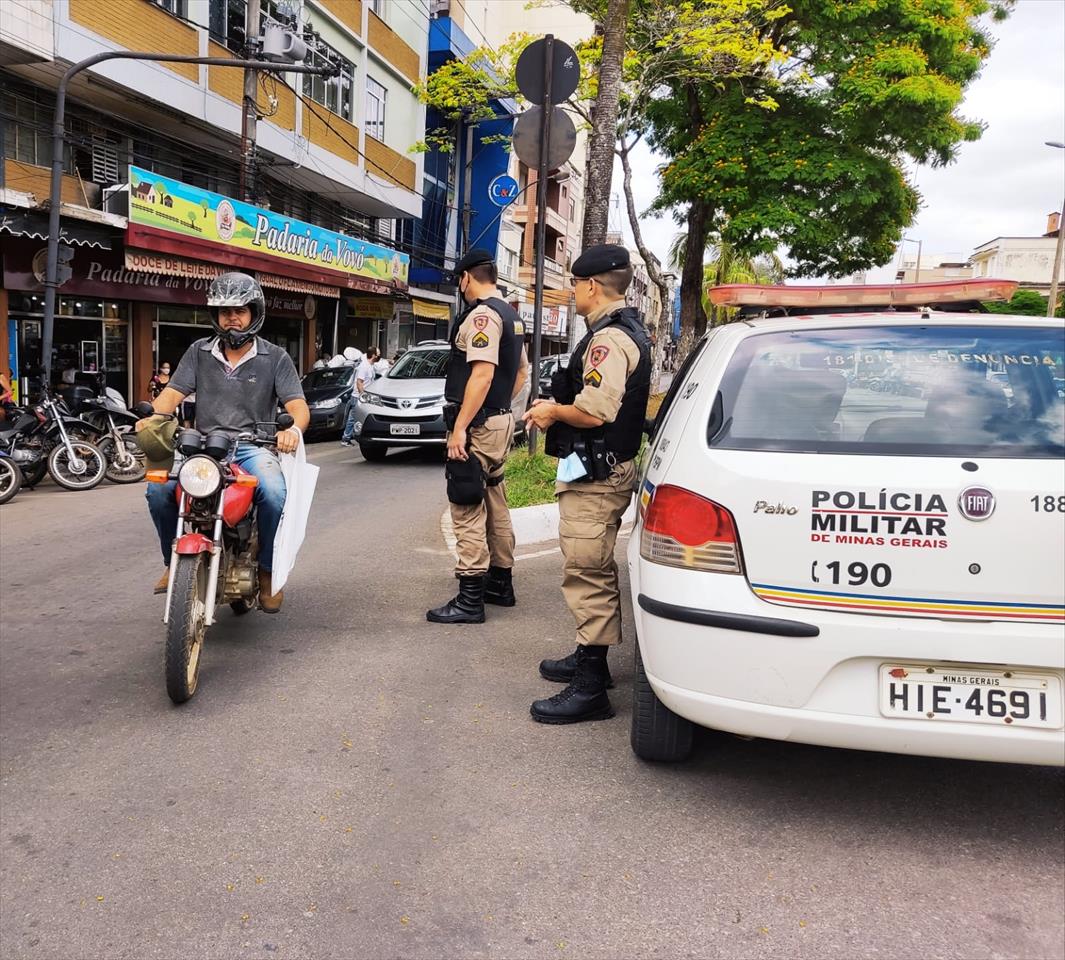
[504,392,665,508]
[505,448,558,508]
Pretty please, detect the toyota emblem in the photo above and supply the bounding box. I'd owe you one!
[400,398,414,409]
[958,486,995,521]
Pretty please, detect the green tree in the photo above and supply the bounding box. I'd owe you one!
[669,232,784,322]
[649,0,1013,345]
[983,289,1050,315]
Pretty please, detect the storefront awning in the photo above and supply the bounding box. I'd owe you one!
[257,272,340,298]
[0,208,115,249]
[412,298,451,320]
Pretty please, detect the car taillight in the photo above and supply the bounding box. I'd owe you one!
[640,484,743,574]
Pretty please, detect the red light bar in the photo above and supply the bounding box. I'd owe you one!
[708,278,1018,308]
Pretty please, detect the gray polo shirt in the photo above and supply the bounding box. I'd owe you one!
[170,337,304,435]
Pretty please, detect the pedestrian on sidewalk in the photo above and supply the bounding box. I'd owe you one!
[427,248,528,624]
[340,347,380,445]
[522,244,651,724]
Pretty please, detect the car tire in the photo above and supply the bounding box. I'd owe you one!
[630,632,694,763]
[359,442,387,462]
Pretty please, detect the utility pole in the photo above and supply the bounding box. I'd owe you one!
[239,0,262,202]
[526,34,555,456]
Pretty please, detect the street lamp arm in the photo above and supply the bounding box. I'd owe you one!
[40,50,338,384]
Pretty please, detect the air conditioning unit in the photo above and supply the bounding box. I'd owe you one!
[103,183,129,217]
[430,0,451,15]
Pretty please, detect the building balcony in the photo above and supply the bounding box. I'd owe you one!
[518,257,566,290]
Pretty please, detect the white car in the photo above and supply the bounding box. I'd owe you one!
[628,279,1065,766]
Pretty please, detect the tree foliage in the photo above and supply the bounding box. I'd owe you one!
[647,0,1014,340]
[983,290,1051,316]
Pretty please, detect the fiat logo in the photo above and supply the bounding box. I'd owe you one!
[958,486,995,521]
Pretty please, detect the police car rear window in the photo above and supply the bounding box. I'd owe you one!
[710,325,1065,458]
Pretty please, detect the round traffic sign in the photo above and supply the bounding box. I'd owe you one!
[515,37,580,105]
[488,174,520,207]
[512,106,577,171]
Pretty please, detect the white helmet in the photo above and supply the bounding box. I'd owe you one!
[343,347,362,363]
[327,354,347,368]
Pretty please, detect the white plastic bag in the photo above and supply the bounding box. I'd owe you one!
[270,434,319,592]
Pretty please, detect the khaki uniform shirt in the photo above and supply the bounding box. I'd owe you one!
[557,299,643,495]
[455,303,504,366]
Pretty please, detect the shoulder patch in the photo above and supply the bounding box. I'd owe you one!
[473,314,488,330]
[471,331,490,349]
[588,345,610,368]
[583,368,603,388]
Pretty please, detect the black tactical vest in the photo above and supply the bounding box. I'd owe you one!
[552,306,652,464]
[444,296,524,415]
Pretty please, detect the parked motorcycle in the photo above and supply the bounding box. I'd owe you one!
[138,402,294,704]
[0,391,107,491]
[0,450,22,505]
[77,389,146,484]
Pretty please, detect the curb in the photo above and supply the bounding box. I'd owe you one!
[439,500,637,553]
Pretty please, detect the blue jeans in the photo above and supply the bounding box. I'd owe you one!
[341,401,359,441]
[146,444,287,572]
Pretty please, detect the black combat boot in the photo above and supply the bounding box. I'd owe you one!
[530,645,614,724]
[539,645,614,688]
[426,575,486,624]
[484,565,516,607]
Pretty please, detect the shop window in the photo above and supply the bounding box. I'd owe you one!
[366,77,387,141]
[303,40,354,122]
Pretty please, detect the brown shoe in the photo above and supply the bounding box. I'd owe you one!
[258,569,284,614]
[154,568,170,595]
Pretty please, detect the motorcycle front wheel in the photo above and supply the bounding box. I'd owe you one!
[48,441,106,491]
[99,436,146,484]
[166,553,208,704]
[0,458,22,505]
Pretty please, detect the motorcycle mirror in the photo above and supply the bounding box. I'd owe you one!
[277,413,295,431]
[134,401,155,419]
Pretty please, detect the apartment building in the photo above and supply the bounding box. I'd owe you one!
[970,212,1064,295]
[411,0,592,360]
[1,0,427,402]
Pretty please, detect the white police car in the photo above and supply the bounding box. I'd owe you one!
[629,280,1065,766]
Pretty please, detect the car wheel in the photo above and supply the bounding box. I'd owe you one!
[630,632,694,762]
[359,442,388,462]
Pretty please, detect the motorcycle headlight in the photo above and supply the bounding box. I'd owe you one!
[178,456,222,498]
[314,396,343,409]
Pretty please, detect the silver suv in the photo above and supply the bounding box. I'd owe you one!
[350,341,528,462]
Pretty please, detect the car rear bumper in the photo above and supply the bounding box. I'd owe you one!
[629,548,1065,766]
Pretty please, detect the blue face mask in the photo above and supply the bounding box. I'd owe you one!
[556,451,588,482]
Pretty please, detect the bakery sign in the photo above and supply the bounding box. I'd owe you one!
[126,165,410,292]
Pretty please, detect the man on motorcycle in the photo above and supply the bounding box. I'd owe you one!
[137,272,309,612]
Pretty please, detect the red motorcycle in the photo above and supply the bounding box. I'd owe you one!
[141,405,293,703]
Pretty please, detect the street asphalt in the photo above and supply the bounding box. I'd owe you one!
[1,443,1062,960]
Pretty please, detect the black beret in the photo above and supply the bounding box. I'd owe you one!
[571,244,630,278]
[453,248,495,275]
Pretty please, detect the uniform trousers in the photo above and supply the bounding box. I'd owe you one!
[557,460,637,646]
[449,413,515,576]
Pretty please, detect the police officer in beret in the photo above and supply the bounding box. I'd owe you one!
[522,244,651,723]
[427,249,529,624]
